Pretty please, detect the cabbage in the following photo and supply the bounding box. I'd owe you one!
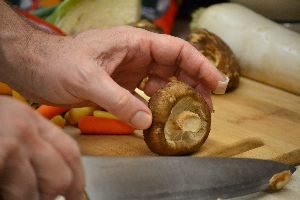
[47,0,141,35]
[47,0,81,25]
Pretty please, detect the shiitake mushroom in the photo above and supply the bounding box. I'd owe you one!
[187,28,240,92]
[143,78,211,155]
[130,19,163,34]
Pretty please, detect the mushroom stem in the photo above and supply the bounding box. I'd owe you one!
[176,111,201,133]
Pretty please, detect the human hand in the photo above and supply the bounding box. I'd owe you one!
[1,26,227,130]
[0,96,84,200]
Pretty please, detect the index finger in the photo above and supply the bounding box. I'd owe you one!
[148,33,226,92]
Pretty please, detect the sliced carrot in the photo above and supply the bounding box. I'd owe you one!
[0,82,12,95]
[37,105,69,119]
[66,107,95,125]
[79,116,134,135]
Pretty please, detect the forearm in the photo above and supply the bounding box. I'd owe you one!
[0,0,35,83]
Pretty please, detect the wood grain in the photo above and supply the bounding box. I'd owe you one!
[272,149,300,166]
[71,78,300,163]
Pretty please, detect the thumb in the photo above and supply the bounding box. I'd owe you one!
[84,72,152,130]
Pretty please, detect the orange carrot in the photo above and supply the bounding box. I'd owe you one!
[37,105,69,119]
[79,116,134,135]
[0,82,12,95]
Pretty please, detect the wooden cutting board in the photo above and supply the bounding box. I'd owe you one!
[71,77,300,162]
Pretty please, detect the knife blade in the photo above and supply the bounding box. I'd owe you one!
[82,157,296,200]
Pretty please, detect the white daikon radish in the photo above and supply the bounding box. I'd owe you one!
[191,3,300,95]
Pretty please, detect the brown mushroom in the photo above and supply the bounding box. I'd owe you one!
[187,28,240,92]
[144,78,211,155]
[130,19,163,34]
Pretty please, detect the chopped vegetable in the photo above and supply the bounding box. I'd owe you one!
[37,105,68,119]
[93,110,118,120]
[131,19,163,34]
[64,111,70,121]
[12,90,28,104]
[51,115,66,128]
[0,82,12,95]
[66,107,95,125]
[79,116,134,135]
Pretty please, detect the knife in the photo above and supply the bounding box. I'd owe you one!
[82,157,296,200]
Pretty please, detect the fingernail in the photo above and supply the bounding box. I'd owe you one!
[213,75,229,95]
[131,111,152,129]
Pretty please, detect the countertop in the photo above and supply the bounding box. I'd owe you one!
[69,77,300,200]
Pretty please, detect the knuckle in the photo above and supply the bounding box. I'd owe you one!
[42,166,72,195]
[14,118,35,139]
[0,137,20,155]
[68,145,81,165]
[47,178,72,195]
[44,175,72,195]
[63,138,81,165]
[14,118,29,131]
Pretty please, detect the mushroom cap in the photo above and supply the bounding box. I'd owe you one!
[131,19,163,34]
[144,79,211,155]
[188,28,240,92]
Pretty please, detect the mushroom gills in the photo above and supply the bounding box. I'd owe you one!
[144,78,211,155]
[164,96,208,149]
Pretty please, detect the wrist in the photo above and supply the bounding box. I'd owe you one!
[0,25,69,96]
[0,1,36,83]
[0,25,36,82]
